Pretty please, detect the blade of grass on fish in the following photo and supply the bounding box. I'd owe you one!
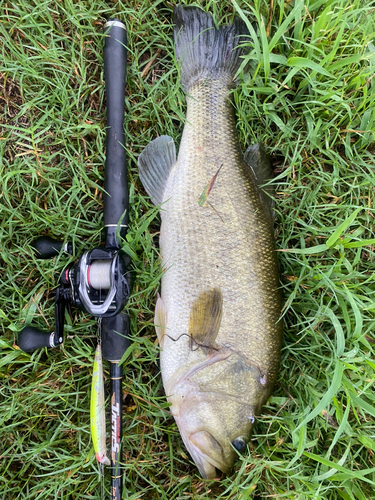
[198,164,223,207]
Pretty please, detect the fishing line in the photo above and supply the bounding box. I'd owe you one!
[100,463,105,498]
[98,317,102,346]
[163,332,220,351]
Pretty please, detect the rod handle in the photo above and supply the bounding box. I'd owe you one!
[103,19,128,242]
[101,312,130,362]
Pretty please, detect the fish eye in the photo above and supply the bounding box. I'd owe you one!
[232,437,246,451]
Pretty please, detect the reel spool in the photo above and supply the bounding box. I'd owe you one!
[72,247,131,317]
[88,261,112,290]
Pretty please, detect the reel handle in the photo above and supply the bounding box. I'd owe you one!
[18,326,62,353]
[32,236,72,259]
[18,284,68,353]
[103,19,128,248]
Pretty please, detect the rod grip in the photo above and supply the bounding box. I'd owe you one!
[101,312,130,362]
[103,19,128,239]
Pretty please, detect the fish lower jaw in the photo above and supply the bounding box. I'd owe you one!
[173,415,232,479]
[188,446,226,480]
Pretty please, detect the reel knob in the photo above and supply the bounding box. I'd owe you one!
[18,326,63,353]
[32,237,72,259]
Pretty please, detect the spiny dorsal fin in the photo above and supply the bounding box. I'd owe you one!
[189,288,223,349]
[244,143,275,218]
[138,135,176,206]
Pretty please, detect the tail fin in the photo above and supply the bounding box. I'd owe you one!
[173,6,249,91]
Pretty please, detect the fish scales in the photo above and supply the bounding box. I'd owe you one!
[138,5,282,479]
[161,79,280,383]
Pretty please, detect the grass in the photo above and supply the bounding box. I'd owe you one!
[1,0,375,498]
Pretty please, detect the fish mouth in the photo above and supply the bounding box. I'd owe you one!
[176,425,232,479]
[187,442,222,479]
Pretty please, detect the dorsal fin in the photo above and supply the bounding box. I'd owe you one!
[244,143,275,218]
[138,135,176,205]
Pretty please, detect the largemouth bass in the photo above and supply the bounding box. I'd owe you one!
[138,6,282,479]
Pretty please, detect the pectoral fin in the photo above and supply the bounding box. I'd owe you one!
[138,135,176,206]
[189,288,223,349]
[244,143,275,218]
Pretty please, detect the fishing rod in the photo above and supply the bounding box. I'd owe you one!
[18,19,131,500]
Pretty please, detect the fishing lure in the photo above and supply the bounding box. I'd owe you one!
[91,344,110,466]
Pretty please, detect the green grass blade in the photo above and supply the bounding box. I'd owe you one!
[326,208,362,247]
[294,362,344,433]
[287,56,334,77]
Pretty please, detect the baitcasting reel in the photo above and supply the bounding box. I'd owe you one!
[18,235,131,353]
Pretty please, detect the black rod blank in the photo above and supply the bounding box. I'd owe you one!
[103,19,128,248]
[102,19,129,500]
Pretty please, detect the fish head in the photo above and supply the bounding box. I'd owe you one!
[169,352,270,479]
[174,392,256,478]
